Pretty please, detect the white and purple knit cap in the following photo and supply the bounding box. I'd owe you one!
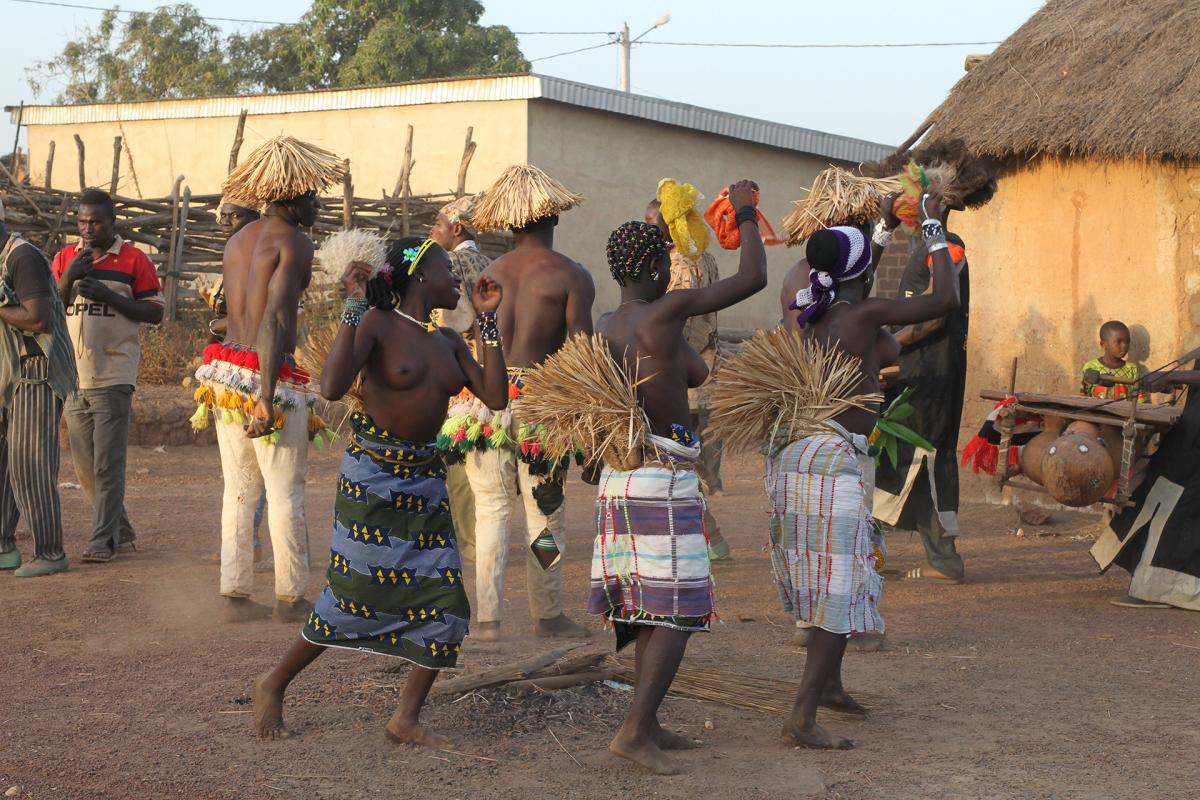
[789,225,872,327]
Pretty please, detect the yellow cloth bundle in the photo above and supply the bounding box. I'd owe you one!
[656,178,709,260]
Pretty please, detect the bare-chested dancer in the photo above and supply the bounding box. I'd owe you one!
[587,180,767,774]
[254,237,508,745]
[193,137,345,624]
[454,165,595,642]
[766,192,958,749]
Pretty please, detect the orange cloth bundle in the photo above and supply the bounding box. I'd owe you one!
[703,188,783,250]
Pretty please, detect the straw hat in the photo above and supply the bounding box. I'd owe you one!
[222,136,345,209]
[439,193,481,237]
[780,167,901,246]
[471,165,583,232]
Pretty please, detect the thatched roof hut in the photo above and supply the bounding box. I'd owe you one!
[901,0,1200,501]
[919,0,1200,161]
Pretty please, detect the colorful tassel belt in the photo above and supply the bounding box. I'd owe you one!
[435,370,576,474]
[188,344,333,447]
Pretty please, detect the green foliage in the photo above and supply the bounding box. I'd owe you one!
[867,387,935,468]
[29,1,530,103]
[28,5,241,103]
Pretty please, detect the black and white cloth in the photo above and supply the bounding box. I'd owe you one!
[1092,367,1200,610]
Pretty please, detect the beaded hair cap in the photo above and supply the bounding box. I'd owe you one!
[606,221,668,285]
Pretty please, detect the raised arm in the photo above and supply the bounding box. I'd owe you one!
[247,235,311,438]
[856,193,959,328]
[453,275,509,410]
[564,265,596,337]
[659,179,768,319]
[320,261,377,401]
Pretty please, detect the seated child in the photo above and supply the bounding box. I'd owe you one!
[1081,320,1145,400]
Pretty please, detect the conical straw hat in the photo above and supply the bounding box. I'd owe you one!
[472,164,583,232]
[222,135,346,208]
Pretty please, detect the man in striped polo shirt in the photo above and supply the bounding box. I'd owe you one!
[53,189,164,563]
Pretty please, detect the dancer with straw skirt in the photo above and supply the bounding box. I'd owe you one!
[714,193,959,750]
[581,179,766,775]
[253,236,510,746]
[191,136,345,623]
[444,164,595,642]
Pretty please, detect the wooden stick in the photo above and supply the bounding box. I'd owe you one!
[1008,357,1019,396]
[44,140,54,189]
[0,161,44,217]
[228,110,247,173]
[165,187,189,322]
[47,194,70,253]
[109,136,123,194]
[456,127,475,198]
[397,125,414,236]
[10,101,23,174]
[341,159,352,230]
[507,669,614,694]
[74,134,86,191]
[428,643,584,696]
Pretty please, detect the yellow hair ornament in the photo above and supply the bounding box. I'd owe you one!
[402,239,437,276]
[656,178,710,260]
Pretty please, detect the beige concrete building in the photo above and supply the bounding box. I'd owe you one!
[10,74,890,329]
[902,0,1200,497]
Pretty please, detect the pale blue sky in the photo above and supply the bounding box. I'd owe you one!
[0,0,1045,151]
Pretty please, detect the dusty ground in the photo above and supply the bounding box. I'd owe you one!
[2,443,1198,800]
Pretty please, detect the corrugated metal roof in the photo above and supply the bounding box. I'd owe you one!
[9,74,892,163]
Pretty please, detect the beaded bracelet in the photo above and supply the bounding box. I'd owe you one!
[477,310,501,347]
[341,297,369,327]
[734,205,758,226]
[872,220,895,248]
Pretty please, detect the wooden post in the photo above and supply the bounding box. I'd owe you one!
[164,176,182,299]
[456,126,476,197]
[48,194,70,254]
[1008,357,1019,396]
[109,136,123,194]
[227,110,247,173]
[341,159,352,230]
[74,134,86,191]
[165,187,189,322]
[10,101,23,173]
[44,140,54,189]
[392,125,414,236]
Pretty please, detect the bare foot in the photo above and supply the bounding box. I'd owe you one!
[651,724,700,750]
[781,721,854,750]
[473,621,501,642]
[252,674,289,739]
[609,731,682,775]
[273,598,313,624]
[533,613,592,639]
[819,685,867,716]
[847,632,889,652]
[222,597,271,623]
[384,718,452,749]
[791,626,812,648]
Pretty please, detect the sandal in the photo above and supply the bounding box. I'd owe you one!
[81,550,115,564]
[904,566,964,584]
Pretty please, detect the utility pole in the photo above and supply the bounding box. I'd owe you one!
[617,14,670,93]
[618,22,631,92]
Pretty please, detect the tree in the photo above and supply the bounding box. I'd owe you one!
[28,5,242,103]
[28,1,530,104]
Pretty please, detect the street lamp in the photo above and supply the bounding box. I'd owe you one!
[618,13,671,93]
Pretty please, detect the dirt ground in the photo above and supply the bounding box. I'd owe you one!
[2,442,1198,800]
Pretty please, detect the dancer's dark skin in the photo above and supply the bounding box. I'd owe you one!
[252,244,508,746]
[784,192,960,750]
[597,179,766,774]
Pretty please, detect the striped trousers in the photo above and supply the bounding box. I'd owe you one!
[0,356,65,560]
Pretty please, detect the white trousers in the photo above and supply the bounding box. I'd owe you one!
[464,447,565,623]
[215,410,310,602]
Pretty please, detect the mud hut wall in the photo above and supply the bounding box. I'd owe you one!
[526,101,858,333]
[954,157,1200,500]
[23,99,529,199]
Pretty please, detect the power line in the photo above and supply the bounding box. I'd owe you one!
[637,39,1004,49]
[513,30,616,36]
[529,40,617,63]
[8,0,291,25]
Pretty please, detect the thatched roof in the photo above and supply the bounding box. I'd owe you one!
[918,0,1200,161]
